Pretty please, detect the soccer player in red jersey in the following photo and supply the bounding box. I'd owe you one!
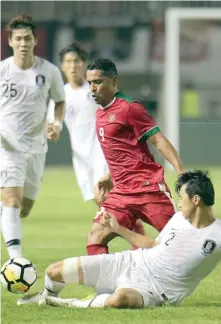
[86,58,185,255]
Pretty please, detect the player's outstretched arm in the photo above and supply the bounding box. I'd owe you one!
[149,132,185,175]
[115,225,156,249]
[47,64,66,141]
[54,100,66,124]
[100,212,156,249]
[127,101,184,175]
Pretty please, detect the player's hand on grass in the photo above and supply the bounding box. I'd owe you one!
[100,212,120,232]
[47,122,62,141]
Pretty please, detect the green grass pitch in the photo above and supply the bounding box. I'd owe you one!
[1,167,221,324]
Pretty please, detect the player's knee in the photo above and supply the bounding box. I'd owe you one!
[106,289,144,309]
[107,290,131,309]
[46,261,64,283]
[2,194,22,209]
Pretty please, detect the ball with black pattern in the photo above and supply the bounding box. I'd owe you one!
[0,257,37,294]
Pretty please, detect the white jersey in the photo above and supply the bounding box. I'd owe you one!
[135,212,221,304]
[48,81,107,167]
[47,81,108,200]
[0,56,65,153]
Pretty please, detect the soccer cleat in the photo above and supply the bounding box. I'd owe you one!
[17,292,44,305]
[42,296,77,307]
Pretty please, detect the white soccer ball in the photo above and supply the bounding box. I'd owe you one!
[0,258,37,294]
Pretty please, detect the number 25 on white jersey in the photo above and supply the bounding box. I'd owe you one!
[99,127,105,142]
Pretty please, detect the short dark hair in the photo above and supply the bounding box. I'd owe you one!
[59,42,88,63]
[6,13,36,38]
[87,58,118,78]
[175,169,215,206]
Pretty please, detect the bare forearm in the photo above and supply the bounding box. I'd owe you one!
[54,101,65,122]
[154,137,184,174]
[115,225,156,249]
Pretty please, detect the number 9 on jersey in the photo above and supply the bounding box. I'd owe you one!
[99,127,105,142]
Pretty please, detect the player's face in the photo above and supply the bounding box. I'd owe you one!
[61,52,85,82]
[178,184,200,219]
[9,28,37,58]
[86,69,117,106]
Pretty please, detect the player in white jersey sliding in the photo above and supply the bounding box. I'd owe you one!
[47,42,145,248]
[0,14,65,259]
[18,170,221,308]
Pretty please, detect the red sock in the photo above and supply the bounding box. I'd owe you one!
[87,244,109,255]
[132,219,146,250]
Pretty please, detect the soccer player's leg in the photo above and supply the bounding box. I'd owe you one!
[72,157,98,202]
[0,149,25,259]
[18,254,114,307]
[87,221,118,255]
[20,197,35,218]
[104,288,144,308]
[70,161,107,205]
[133,190,175,232]
[53,252,154,309]
[87,195,135,255]
[45,288,143,309]
[21,153,46,217]
[44,253,145,309]
[18,251,144,309]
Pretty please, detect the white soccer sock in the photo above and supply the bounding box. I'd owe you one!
[42,273,65,297]
[70,294,111,308]
[1,206,22,259]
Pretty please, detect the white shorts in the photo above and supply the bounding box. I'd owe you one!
[0,148,46,200]
[63,251,162,308]
[73,155,108,201]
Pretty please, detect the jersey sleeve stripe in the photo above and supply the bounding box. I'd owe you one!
[138,126,161,141]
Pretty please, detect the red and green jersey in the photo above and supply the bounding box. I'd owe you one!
[96,92,166,194]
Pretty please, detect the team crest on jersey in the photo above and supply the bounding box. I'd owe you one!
[201,239,217,256]
[35,75,45,88]
[108,113,116,122]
